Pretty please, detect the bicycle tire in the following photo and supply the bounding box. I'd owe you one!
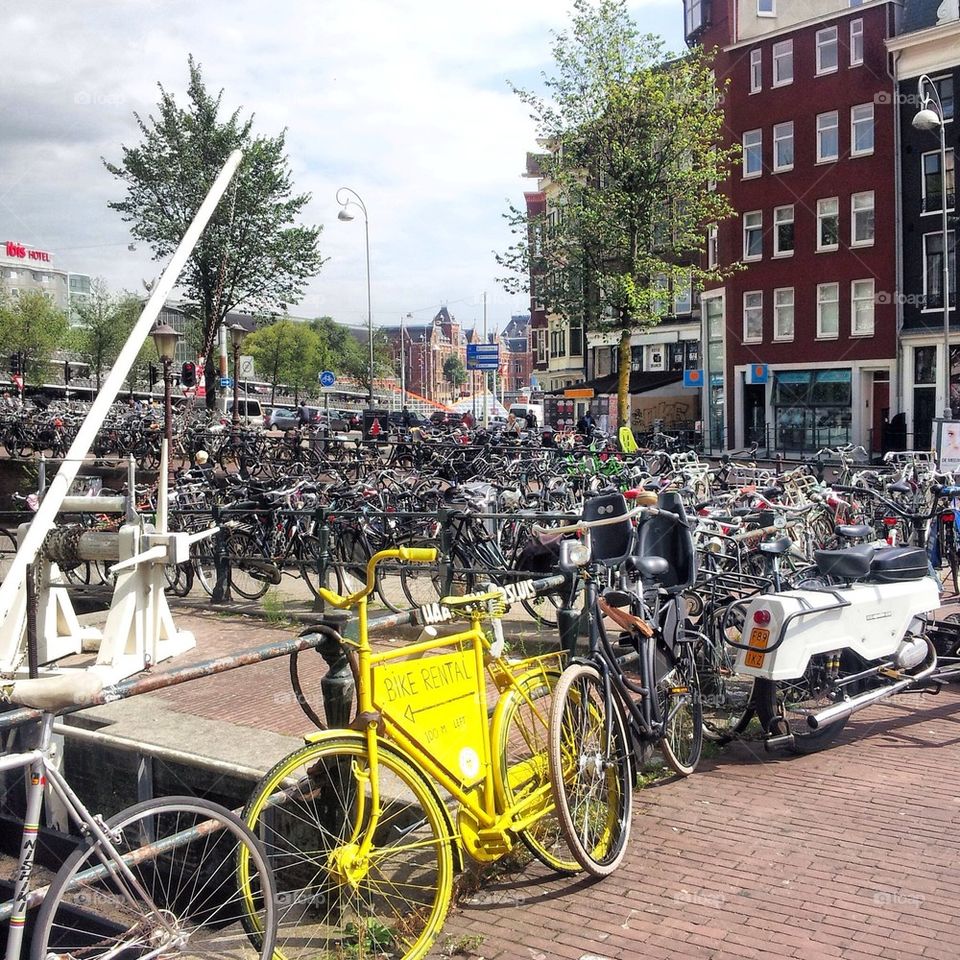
[297,534,344,602]
[241,733,455,960]
[548,663,633,877]
[657,643,703,776]
[32,796,277,960]
[227,529,271,600]
[491,665,580,874]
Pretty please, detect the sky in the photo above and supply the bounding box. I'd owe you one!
[0,0,683,335]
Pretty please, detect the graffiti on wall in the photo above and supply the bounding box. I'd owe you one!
[631,395,695,429]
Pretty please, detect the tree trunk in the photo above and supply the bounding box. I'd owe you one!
[617,328,631,427]
[204,357,217,411]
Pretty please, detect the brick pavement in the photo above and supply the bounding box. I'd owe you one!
[432,687,960,960]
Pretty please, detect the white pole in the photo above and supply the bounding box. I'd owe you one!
[482,292,489,428]
[0,149,243,628]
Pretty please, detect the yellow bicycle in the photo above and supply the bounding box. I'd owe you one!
[239,546,576,960]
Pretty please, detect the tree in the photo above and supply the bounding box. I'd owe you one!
[104,56,325,408]
[71,280,142,389]
[443,354,467,402]
[497,0,738,423]
[308,318,392,395]
[0,291,69,384]
[245,318,321,405]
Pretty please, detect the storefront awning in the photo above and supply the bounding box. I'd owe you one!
[545,370,683,396]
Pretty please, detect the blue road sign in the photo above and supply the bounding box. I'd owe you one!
[319,370,336,388]
[682,369,704,388]
[746,363,768,385]
[220,376,234,388]
[467,344,500,371]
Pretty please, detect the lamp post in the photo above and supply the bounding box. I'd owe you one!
[150,321,181,468]
[913,75,953,419]
[227,322,249,428]
[336,187,374,407]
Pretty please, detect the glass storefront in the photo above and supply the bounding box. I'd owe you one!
[774,369,852,451]
[705,297,725,449]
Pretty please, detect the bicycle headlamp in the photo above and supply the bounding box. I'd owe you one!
[560,540,590,569]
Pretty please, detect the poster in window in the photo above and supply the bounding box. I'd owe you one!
[936,419,960,472]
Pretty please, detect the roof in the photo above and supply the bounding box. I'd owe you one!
[901,0,959,33]
[545,370,684,396]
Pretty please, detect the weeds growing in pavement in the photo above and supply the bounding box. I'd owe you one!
[440,933,487,956]
[261,589,291,625]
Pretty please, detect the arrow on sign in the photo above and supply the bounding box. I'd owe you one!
[402,690,475,723]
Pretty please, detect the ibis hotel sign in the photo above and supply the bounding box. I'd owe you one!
[4,242,51,263]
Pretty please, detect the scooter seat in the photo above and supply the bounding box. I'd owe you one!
[758,536,793,556]
[835,523,873,540]
[625,555,670,582]
[813,545,875,580]
[869,546,928,582]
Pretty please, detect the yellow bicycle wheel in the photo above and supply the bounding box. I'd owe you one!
[492,665,580,874]
[239,733,455,960]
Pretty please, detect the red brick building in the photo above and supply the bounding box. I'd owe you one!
[688,0,899,454]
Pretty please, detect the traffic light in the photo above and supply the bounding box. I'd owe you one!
[148,363,158,389]
[63,362,71,385]
[181,361,197,388]
[9,353,20,376]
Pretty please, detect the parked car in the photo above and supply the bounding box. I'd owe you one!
[429,411,463,427]
[225,398,264,426]
[267,407,298,431]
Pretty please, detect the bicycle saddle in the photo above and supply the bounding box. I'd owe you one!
[758,536,792,556]
[835,523,873,540]
[813,544,874,579]
[624,555,670,581]
[886,480,912,495]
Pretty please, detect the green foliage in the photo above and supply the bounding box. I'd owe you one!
[245,318,320,404]
[496,0,739,419]
[71,279,142,388]
[308,317,392,393]
[0,290,69,384]
[104,55,325,405]
[443,354,467,393]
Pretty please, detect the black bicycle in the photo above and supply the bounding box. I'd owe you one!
[545,490,703,876]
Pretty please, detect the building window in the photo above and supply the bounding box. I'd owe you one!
[534,329,547,364]
[758,0,775,16]
[851,103,874,156]
[550,327,567,358]
[743,291,763,343]
[923,232,957,309]
[774,287,794,340]
[673,273,693,314]
[922,149,956,214]
[773,121,794,171]
[569,323,583,357]
[850,18,863,66]
[851,191,875,246]
[935,76,954,120]
[707,224,718,269]
[750,49,762,93]
[817,282,840,338]
[816,26,839,75]
[851,279,875,336]
[774,205,795,257]
[772,40,793,86]
[743,129,762,178]
[817,111,839,162]
[774,369,852,450]
[817,198,840,251]
[684,0,706,37]
[743,211,763,260]
[915,345,936,384]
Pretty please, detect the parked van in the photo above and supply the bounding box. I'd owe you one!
[225,398,264,425]
[508,402,544,427]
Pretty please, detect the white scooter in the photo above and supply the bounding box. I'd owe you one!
[728,542,952,753]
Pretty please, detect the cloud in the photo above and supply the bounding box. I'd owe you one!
[0,0,683,333]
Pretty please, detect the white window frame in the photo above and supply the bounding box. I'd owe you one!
[750,49,762,94]
[817,197,840,252]
[773,121,794,172]
[922,230,957,312]
[673,272,693,314]
[743,291,763,343]
[817,111,839,163]
[774,204,795,257]
[772,40,793,87]
[816,26,839,76]
[708,224,719,269]
[851,103,875,157]
[758,0,775,17]
[921,148,956,214]
[851,279,875,337]
[743,211,763,261]
[774,287,795,341]
[851,191,875,247]
[850,18,864,67]
[742,129,763,178]
[817,282,840,339]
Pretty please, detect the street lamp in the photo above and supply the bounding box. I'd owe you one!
[227,322,249,428]
[913,75,953,419]
[336,187,374,407]
[150,321,181,465]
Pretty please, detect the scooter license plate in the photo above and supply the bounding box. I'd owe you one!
[744,627,770,668]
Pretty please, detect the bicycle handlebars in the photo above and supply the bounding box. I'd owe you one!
[317,545,438,608]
